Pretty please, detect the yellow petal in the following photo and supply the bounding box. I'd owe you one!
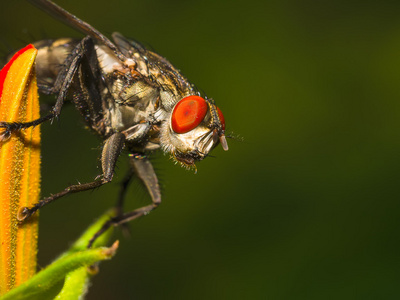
[0,45,41,294]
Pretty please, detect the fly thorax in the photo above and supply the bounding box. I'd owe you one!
[109,82,159,132]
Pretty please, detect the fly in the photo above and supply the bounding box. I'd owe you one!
[0,0,228,247]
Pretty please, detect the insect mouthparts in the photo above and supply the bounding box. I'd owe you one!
[219,134,229,151]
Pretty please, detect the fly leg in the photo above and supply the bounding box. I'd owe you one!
[115,168,134,219]
[0,36,94,140]
[114,167,135,237]
[17,132,126,221]
[88,155,161,248]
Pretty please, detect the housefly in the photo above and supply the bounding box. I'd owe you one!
[0,0,228,246]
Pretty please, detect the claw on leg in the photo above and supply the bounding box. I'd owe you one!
[0,126,11,141]
[17,206,34,221]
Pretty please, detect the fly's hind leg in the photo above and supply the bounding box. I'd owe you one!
[115,168,134,218]
[114,167,135,237]
[17,132,126,221]
[0,35,95,140]
[88,155,161,248]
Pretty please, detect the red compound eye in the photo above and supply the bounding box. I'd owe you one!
[217,107,225,131]
[171,95,208,133]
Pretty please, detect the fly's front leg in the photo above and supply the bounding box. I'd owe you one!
[0,36,94,140]
[17,132,126,221]
[88,155,161,248]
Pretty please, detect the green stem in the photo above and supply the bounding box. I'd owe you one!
[0,242,118,300]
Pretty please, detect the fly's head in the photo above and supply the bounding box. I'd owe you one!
[160,95,228,169]
[106,33,228,167]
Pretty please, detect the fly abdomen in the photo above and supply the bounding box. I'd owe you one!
[34,38,79,91]
[33,37,108,137]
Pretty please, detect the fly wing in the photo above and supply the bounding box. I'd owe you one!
[27,0,127,62]
[111,32,150,78]
[112,32,147,57]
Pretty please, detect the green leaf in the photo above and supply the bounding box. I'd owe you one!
[0,210,118,300]
[60,209,116,256]
[54,268,89,300]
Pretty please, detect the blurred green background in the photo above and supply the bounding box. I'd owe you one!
[2,0,400,299]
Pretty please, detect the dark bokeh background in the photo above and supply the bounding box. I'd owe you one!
[2,0,400,299]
